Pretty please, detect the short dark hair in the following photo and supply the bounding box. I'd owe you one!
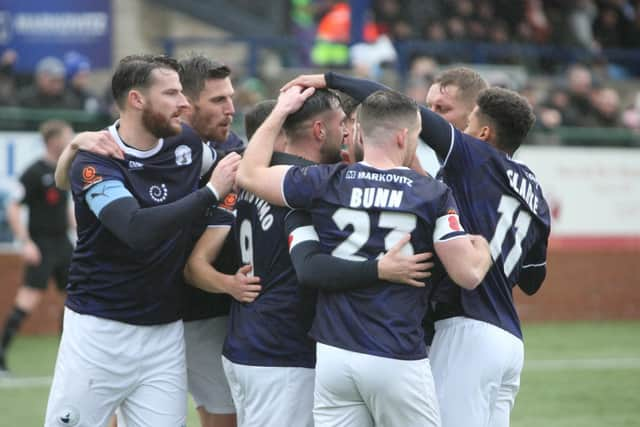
[358,90,419,139]
[283,89,341,136]
[111,54,182,109]
[337,91,360,118]
[179,55,231,100]
[244,99,277,140]
[434,67,488,105]
[476,87,536,154]
[39,119,71,144]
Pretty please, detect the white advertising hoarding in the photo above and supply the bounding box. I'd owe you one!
[515,146,640,237]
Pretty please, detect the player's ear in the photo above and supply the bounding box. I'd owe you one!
[312,121,325,141]
[128,89,145,111]
[478,125,491,142]
[397,127,408,149]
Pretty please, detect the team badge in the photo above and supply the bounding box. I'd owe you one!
[81,166,102,189]
[219,193,237,213]
[149,184,168,203]
[56,406,80,426]
[175,145,192,166]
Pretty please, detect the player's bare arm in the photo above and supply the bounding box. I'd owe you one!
[435,233,493,289]
[55,130,123,190]
[6,200,40,266]
[236,85,315,206]
[185,227,261,303]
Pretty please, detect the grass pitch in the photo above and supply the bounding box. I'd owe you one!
[1,321,639,426]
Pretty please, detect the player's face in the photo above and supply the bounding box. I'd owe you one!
[141,68,189,138]
[49,126,73,160]
[464,106,486,141]
[190,77,235,142]
[403,111,422,167]
[340,111,364,164]
[320,107,347,164]
[426,83,472,130]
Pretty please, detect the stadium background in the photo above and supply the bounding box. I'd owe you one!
[0,0,638,426]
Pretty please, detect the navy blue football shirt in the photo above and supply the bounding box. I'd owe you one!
[66,122,216,325]
[430,126,551,339]
[282,161,465,360]
[223,152,317,368]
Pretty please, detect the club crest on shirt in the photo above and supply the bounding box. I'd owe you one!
[219,192,237,213]
[81,166,102,189]
[175,145,192,166]
[149,183,168,203]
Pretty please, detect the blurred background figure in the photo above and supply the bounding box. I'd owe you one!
[16,57,80,110]
[64,51,100,113]
[0,120,74,374]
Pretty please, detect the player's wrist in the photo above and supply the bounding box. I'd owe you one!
[205,182,220,201]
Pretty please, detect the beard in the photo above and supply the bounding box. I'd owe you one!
[192,106,231,142]
[142,103,182,138]
[320,139,343,164]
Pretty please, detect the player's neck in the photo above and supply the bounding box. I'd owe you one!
[363,147,402,170]
[285,142,321,163]
[117,115,161,152]
[43,150,58,166]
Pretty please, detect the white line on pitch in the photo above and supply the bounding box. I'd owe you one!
[0,376,52,389]
[526,357,640,370]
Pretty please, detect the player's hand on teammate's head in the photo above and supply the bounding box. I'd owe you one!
[378,234,434,288]
[274,85,316,116]
[228,264,261,303]
[209,151,241,199]
[280,74,327,92]
[71,130,124,160]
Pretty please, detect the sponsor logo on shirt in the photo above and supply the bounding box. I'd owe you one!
[128,160,144,170]
[175,145,192,166]
[149,183,168,203]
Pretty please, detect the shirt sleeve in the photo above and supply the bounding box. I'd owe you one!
[285,210,378,291]
[204,205,235,228]
[433,188,467,243]
[71,152,126,196]
[281,164,330,209]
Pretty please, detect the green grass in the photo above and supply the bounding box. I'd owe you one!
[1,322,639,426]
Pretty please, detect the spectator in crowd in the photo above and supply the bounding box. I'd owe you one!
[64,51,100,113]
[588,86,622,127]
[563,64,596,126]
[622,91,640,131]
[0,49,17,106]
[16,56,81,110]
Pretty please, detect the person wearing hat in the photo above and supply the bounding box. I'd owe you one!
[17,56,82,110]
[64,51,100,113]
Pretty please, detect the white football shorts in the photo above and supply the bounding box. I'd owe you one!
[45,308,187,427]
[430,316,524,427]
[184,316,235,414]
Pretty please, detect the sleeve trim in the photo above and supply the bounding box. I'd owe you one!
[441,123,456,167]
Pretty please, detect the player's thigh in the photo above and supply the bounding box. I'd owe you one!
[488,338,524,427]
[356,353,440,427]
[45,308,133,427]
[52,237,73,291]
[431,317,518,427]
[120,320,187,427]
[314,343,374,427]
[221,357,313,427]
[184,316,235,415]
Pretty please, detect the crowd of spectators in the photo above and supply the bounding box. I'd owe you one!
[0,50,101,113]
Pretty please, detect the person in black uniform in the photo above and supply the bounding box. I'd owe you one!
[0,119,74,373]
